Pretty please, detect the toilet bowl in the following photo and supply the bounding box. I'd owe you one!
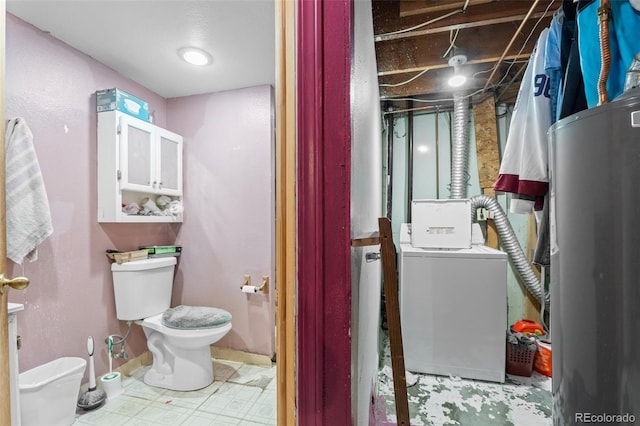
[139,312,232,391]
[110,257,233,391]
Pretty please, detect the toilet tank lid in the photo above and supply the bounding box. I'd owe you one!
[111,256,177,271]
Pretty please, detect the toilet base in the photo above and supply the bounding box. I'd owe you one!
[137,313,232,391]
[144,333,215,391]
[144,357,213,391]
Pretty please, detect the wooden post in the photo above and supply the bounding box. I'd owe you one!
[525,214,543,323]
[378,217,410,426]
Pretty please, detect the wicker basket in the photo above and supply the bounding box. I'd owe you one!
[106,249,148,264]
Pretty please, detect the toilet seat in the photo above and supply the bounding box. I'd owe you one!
[162,305,232,329]
[141,312,232,338]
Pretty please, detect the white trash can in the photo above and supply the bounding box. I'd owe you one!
[19,357,87,426]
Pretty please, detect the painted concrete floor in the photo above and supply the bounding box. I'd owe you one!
[374,331,552,426]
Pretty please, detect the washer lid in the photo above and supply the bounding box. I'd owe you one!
[400,244,507,259]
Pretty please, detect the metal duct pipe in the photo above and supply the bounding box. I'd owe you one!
[450,93,469,199]
[471,195,550,308]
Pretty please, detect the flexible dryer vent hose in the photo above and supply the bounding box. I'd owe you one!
[470,195,550,309]
[449,93,549,309]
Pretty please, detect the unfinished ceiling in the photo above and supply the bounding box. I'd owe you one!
[373,0,558,107]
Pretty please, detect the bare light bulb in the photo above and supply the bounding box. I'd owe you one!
[447,54,467,88]
[448,72,467,87]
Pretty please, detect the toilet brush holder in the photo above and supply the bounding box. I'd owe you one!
[100,372,124,400]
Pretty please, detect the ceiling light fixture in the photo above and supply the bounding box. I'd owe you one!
[447,54,467,88]
[178,47,213,66]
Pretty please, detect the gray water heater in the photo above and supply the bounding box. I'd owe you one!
[549,88,640,425]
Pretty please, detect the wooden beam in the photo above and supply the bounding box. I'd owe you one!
[378,217,410,426]
[351,233,380,247]
[377,54,530,77]
[376,11,552,42]
[400,0,495,17]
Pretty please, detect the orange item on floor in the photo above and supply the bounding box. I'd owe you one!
[512,319,545,335]
[534,339,552,377]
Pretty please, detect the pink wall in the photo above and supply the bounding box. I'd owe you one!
[6,14,276,380]
[167,86,276,357]
[5,14,177,378]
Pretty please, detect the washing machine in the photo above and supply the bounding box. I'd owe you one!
[398,223,507,383]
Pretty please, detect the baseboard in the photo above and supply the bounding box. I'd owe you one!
[210,346,273,367]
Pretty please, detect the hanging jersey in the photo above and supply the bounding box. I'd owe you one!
[494,29,551,214]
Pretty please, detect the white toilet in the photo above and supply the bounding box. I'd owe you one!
[111,257,232,391]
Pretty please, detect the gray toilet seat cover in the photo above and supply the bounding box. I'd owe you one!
[162,305,232,329]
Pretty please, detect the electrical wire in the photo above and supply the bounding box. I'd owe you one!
[375,9,462,40]
[380,68,430,87]
[442,28,460,59]
[488,0,556,92]
[375,0,471,41]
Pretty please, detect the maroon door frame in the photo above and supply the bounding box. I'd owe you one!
[297,0,353,424]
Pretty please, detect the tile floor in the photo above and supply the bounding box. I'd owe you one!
[73,359,277,426]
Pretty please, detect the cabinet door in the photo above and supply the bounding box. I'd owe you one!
[156,128,183,196]
[119,114,156,193]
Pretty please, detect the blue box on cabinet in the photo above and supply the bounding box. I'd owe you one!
[96,88,149,121]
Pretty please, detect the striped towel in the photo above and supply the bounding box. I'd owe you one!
[5,118,53,263]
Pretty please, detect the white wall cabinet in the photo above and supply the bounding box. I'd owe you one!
[97,111,183,223]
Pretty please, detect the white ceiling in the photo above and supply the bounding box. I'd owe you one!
[7,0,276,99]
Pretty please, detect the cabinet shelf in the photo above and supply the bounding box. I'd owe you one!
[97,111,183,223]
[105,214,183,223]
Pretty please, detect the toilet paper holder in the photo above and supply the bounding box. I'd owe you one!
[240,275,269,294]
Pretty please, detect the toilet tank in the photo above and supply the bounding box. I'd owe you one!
[111,257,177,320]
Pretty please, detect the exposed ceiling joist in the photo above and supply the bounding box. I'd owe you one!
[373,0,559,105]
[399,0,495,17]
[375,11,552,43]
